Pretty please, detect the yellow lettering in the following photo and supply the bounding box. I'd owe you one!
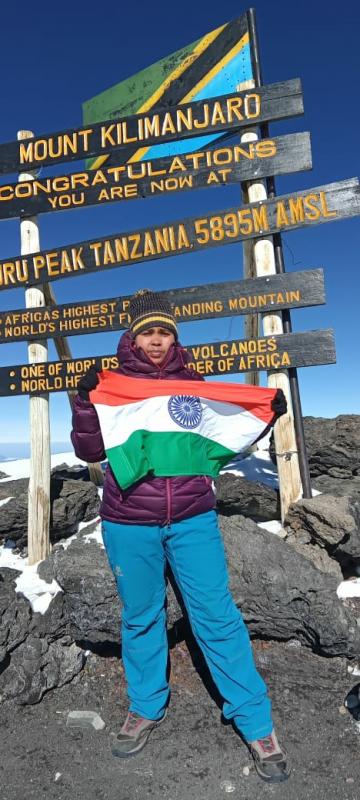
[168,156,187,173]
[19,141,33,164]
[207,171,220,184]
[211,101,226,125]
[252,204,269,232]
[320,191,337,218]
[98,188,110,201]
[103,241,116,264]
[237,209,253,235]
[144,114,160,138]
[289,197,305,224]
[256,139,276,158]
[303,193,321,221]
[276,201,290,227]
[101,124,116,147]
[226,97,244,122]
[161,113,176,135]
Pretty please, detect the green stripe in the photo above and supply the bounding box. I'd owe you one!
[82,39,202,125]
[106,430,236,489]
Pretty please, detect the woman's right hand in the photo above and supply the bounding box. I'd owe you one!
[77,366,99,400]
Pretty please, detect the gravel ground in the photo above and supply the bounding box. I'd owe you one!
[1,637,360,800]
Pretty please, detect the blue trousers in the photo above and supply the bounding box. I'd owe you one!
[102,510,273,741]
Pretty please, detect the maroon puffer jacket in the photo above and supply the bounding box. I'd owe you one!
[71,331,215,525]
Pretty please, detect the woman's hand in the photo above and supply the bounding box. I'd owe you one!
[271,389,287,421]
[77,366,99,400]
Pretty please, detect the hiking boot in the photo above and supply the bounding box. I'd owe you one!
[248,730,290,783]
[111,710,167,758]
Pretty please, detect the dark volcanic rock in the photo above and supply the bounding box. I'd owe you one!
[38,540,120,644]
[0,478,28,501]
[285,494,360,573]
[0,635,85,705]
[0,473,100,548]
[0,567,83,705]
[215,473,280,521]
[217,514,360,658]
[0,568,31,664]
[303,415,360,477]
[51,463,90,482]
[312,474,360,500]
[50,479,100,537]
[0,494,28,545]
[0,470,9,479]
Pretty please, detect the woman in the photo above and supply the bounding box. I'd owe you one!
[71,289,289,783]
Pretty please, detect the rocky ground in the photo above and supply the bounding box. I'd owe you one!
[1,414,360,799]
[1,637,360,800]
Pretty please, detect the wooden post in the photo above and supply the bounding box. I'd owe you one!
[246,175,302,518]
[18,130,51,564]
[237,80,260,389]
[42,284,104,487]
[245,6,310,510]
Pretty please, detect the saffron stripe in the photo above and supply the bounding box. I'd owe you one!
[90,371,277,425]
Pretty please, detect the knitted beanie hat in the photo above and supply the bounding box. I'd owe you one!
[128,289,178,338]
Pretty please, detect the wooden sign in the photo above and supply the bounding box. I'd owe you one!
[0,178,358,294]
[0,80,303,176]
[0,133,311,221]
[0,329,335,396]
[0,269,325,344]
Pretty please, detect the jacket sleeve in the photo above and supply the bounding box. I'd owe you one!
[70,394,106,463]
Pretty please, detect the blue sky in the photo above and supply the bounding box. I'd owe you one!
[0,0,359,445]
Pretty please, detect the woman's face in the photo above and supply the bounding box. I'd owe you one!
[135,326,175,365]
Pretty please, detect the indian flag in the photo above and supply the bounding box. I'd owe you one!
[90,371,278,489]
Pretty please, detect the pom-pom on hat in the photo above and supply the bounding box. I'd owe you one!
[129,289,178,338]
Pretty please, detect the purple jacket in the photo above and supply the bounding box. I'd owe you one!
[71,332,215,525]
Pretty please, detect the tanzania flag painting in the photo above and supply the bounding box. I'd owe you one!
[89,371,277,489]
[82,13,254,170]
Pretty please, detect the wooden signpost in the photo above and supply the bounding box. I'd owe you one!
[0,329,336,397]
[0,79,303,175]
[0,133,312,221]
[0,269,325,344]
[1,11,358,558]
[0,178,358,293]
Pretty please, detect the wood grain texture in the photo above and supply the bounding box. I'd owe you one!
[0,133,312,221]
[0,178,357,294]
[0,270,326,344]
[0,79,303,174]
[0,329,336,397]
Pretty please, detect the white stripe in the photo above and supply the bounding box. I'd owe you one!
[94,395,265,452]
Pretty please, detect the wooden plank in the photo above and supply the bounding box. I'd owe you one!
[0,329,336,397]
[0,132,312,221]
[0,79,303,175]
[0,178,357,294]
[0,269,325,344]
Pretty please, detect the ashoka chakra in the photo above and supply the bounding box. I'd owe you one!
[168,395,202,429]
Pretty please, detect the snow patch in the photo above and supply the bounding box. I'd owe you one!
[221,449,279,489]
[0,545,62,614]
[257,520,286,538]
[337,578,360,599]
[0,496,12,507]
[0,451,89,482]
